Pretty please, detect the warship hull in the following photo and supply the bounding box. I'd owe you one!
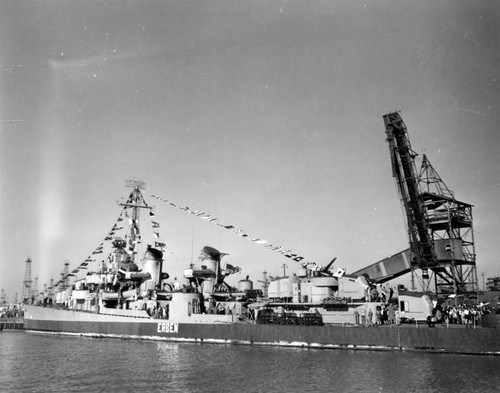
[24,306,500,356]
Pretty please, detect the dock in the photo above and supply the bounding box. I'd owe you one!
[0,318,25,331]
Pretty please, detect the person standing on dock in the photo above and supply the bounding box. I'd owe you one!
[367,308,373,326]
[375,307,382,326]
[388,304,395,325]
[395,308,401,325]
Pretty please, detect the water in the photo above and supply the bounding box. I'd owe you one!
[1,332,499,393]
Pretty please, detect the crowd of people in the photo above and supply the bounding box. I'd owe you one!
[355,301,496,327]
[355,303,401,326]
[435,303,493,326]
[0,305,23,319]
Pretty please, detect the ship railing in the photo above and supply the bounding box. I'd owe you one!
[256,310,323,326]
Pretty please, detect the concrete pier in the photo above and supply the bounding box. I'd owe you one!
[0,318,25,331]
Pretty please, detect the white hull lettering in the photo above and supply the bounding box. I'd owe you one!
[157,322,179,333]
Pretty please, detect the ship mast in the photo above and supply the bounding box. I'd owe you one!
[122,179,149,263]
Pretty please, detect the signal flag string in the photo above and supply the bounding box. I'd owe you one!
[51,190,309,291]
[149,193,307,263]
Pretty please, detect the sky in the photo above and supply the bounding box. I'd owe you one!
[1,0,498,301]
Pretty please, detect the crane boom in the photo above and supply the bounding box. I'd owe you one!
[383,112,436,270]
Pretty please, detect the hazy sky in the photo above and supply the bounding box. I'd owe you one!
[1,0,498,300]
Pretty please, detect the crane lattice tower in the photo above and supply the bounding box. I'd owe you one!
[417,154,477,294]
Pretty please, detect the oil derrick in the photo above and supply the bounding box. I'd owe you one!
[383,112,477,296]
[22,257,33,303]
[48,277,55,301]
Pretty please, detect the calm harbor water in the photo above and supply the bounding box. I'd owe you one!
[1,331,499,392]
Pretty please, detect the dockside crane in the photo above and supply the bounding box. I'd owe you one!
[384,112,437,279]
[382,111,477,295]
